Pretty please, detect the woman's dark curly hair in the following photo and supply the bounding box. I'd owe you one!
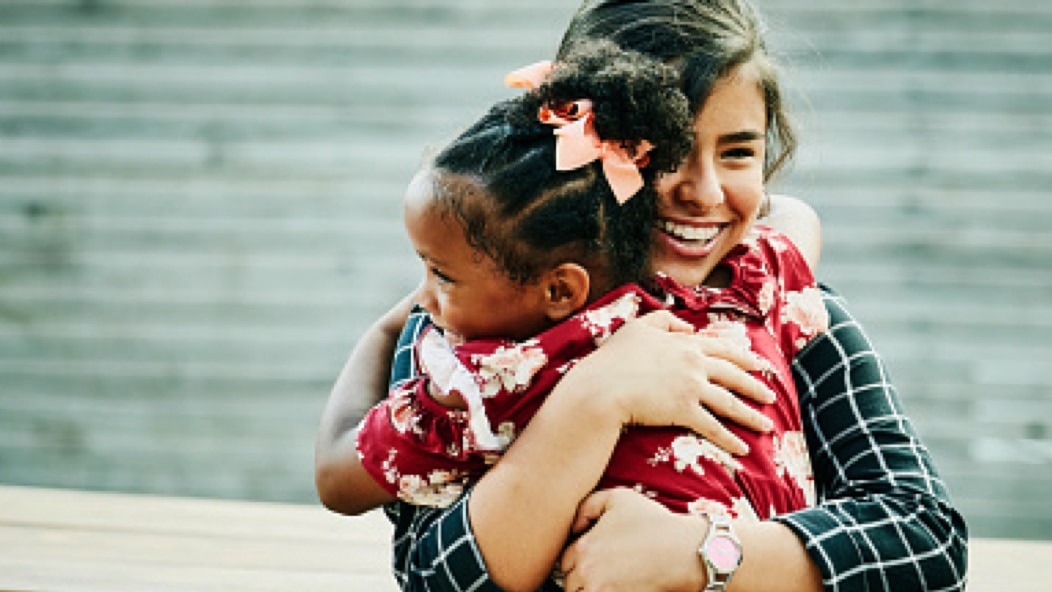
[428,40,694,292]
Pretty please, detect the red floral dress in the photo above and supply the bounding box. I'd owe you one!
[357,226,828,519]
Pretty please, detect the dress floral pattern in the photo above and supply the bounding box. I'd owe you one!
[357,226,828,519]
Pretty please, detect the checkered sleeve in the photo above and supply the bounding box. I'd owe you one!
[388,306,430,391]
[385,494,512,592]
[772,286,969,592]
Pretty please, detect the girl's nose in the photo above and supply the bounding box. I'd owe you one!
[412,279,436,314]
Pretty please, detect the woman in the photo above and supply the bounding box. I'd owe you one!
[315,1,968,590]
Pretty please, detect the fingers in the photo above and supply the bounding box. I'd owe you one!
[559,546,580,592]
[694,332,768,373]
[695,340,777,405]
[693,370,774,431]
[561,492,609,589]
[570,489,611,535]
[703,355,775,405]
[636,309,695,334]
[561,488,669,592]
[678,357,775,454]
[694,332,764,370]
[562,489,624,589]
[683,395,751,456]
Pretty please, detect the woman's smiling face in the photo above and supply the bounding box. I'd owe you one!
[651,64,767,288]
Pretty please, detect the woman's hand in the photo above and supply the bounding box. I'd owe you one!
[464,311,775,590]
[561,488,708,592]
[562,488,823,592]
[560,310,776,455]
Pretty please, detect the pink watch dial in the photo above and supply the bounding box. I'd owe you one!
[708,536,740,570]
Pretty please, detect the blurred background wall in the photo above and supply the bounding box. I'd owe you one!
[0,0,1049,540]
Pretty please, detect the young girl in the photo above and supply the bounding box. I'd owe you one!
[342,40,828,527]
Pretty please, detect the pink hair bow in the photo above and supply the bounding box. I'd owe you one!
[539,100,653,204]
[504,60,555,89]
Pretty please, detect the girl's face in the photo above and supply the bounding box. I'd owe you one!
[403,171,552,344]
[651,65,767,288]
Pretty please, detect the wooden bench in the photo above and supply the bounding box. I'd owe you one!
[1,484,1048,591]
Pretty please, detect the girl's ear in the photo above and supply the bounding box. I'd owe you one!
[543,263,591,323]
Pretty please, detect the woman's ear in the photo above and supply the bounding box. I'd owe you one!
[543,263,591,322]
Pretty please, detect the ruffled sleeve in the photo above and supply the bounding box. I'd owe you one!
[356,377,488,508]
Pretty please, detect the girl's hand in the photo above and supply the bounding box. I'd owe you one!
[560,488,708,592]
[560,310,776,455]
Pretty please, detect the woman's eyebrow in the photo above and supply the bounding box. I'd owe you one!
[718,130,764,144]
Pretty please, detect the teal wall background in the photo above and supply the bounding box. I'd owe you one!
[1,0,1050,540]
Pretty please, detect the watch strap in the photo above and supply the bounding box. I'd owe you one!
[699,513,742,592]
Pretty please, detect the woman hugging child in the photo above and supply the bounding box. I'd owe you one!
[345,40,826,527]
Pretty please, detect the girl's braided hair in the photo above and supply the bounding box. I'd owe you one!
[428,40,694,291]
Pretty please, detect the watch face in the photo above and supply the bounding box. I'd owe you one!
[707,536,741,571]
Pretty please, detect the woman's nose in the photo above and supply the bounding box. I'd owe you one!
[668,165,724,211]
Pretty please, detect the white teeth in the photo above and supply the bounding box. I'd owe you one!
[660,220,720,242]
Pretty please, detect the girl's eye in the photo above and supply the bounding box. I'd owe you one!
[431,267,453,284]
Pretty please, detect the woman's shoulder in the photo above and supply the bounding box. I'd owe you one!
[762,194,821,270]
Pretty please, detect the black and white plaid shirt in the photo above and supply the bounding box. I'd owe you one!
[382,287,968,592]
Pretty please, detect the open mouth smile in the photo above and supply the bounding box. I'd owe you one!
[659,219,723,243]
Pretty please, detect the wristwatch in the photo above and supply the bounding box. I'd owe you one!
[698,513,742,592]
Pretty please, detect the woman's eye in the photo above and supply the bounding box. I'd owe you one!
[723,147,755,159]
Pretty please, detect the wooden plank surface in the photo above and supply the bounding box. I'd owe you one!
[2,484,1052,591]
[0,485,398,592]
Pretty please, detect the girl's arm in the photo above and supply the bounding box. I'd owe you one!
[314,294,414,513]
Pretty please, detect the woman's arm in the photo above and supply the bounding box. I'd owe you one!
[561,488,821,592]
[558,288,968,592]
[315,294,414,513]
[387,310,779,592]
[471,311,777,592]
[772,288,968,591]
